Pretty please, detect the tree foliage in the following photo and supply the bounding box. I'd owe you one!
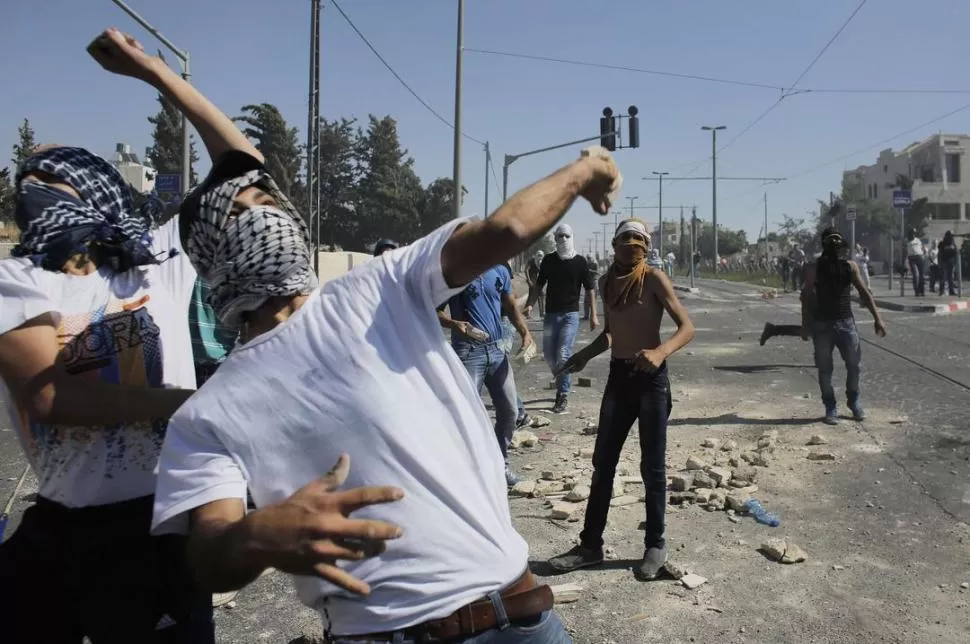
[693,220,748,258]
[147,93,199,186]
[235,103,307,213]
[12,119,38,171]
[0,167,14,224]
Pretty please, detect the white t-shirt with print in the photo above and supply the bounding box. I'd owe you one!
[152,218,530,636]
[0,218,197,508]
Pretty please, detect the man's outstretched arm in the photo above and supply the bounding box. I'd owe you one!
[441,151,620,288]
[87,28,261,163]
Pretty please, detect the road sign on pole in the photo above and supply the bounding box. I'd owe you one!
[845,205,857,221]
[155,174,182,195]
[892,190,912,208]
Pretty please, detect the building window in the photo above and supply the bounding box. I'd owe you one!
[945,139,960,146]
[937,203,961,220]
[883,165,888,173]
[920,166,935,182]
[945,153,961,183]
[873,184,878,199]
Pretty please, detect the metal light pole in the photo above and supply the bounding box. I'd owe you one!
[483,142,490,217]
[652,171,669,255]
[502,133,605,203]
[111,0,191,196]
[600,222,610,257]
[307,0,321,271]
[626,195,639,220]
[451,0,464,218]
[689,206,697,289]
[701,125,726,270]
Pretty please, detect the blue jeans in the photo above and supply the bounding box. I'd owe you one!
[455,342,519,460]
[333,605,572,644]
[812,318,862,409]
[499,320,528,422]
[542,312,580,396]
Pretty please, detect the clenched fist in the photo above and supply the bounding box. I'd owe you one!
[578,146,623,215]
[87,28,165,82]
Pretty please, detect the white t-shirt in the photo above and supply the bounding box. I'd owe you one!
[152,218,529,636]
[0,219,197,507]
[907,238,924,257]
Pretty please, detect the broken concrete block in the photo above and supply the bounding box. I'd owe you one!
[511,430,539,448]
[576,447,595,459]
[760,538,808,564]
[701,438,719,449]
[707,490,726,510]
[694,488,713,504]
[757,430,779,451]
[565,485,590,502]
[686,455,709,471]
[550,583,583,604]
[720,439,739,452]
[692,472,715,489]
[664,561,688,580]
[610,495,641,507]
[669,491,697,505]
[582,421,598,435]
[530,415,552,428]
[577,377,593,387]
[708,467,732,488]
[680,573,708,590]
[725,493,750,512]
[670,472,694,492]
[509,480,536,497]
[541,470,562,481]
[807,450,837,461]
[549,501,581,520]
[731,465,758,484]
[807,434,827,446]
[533,480,566,497]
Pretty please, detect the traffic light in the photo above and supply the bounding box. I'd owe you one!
[599,107,616,151]
[628,105,639,148]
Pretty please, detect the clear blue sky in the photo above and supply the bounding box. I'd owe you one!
[4,0,970,255]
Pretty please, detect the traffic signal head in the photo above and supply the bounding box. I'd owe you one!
[628,105,639,148]
[600,107,616,152]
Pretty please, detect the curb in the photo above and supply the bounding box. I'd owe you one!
[853,295,970,314]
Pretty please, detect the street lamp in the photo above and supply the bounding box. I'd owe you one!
[626,196,639,220]
[111,0,191,198]
[652,171,669,255]
[451,0,465,218]
[701,125,726,270]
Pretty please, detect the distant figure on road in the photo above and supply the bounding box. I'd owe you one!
[801,227,887,425]
[906,229,926,296]
[525,250,544,318]
[938,231,959,296]
[547,218,695,581]
[853,243,871,292]
[583,254,598,320]
[525,223,599,414]
[788,244,806,291]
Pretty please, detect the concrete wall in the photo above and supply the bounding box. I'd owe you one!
[316,251,374,284]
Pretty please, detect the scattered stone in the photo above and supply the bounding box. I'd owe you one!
[961,582,969,590]
[865,501,875,508]
[686,455,709,471]
[750,451,771,467]
[577,377,593,388]
[692,472,715,489]
[550,501,581,520]
[731,465,758,484]
[610,495,641,507]
[669,491,697,505]
[511,430,539,448]
[701,438,719,449]
[612,479,626,498]
[530,415,552,428]
[832,565,845,571]
[707,490,726,511]
[565,485,591,502]
[541,470,562,481]
[720,440,739,452]
[757,430,779,451]
[664,561,688,580]
[670,472,694,492]
[728,515,742,524]
[510,480,536,497]
[733,484,759,496]
[224,600,237,610]
[550,583,583,604]
[807,434,828,446]
[575,448,595,459]
[619,475,643,485]
[725,493,750,512]
[680,573,708,590]
[521,464,535,471]
[693,488,713,504]
[533,480,566,497]
[727,455,741,467]
[582,421,598,435]
[807,450,837,461]
[708,467,732,488]
[760,538,808,564]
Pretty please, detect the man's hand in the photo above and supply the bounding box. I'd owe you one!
[454,321,488,342]
[516,333,536,357]
[246,454,404,596]
[874,319,887,338]
[523,305,533,319]
[590,315,600,332]
[578,147,623,215]
[556,352,589,377]
[633,348,666,373]
[87,28,164,83]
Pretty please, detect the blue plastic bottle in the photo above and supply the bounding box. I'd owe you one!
[745,499,780,527]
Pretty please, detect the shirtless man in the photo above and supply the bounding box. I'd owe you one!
[547,219,695,580]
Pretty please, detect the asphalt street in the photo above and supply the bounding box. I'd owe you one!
[0,277,968,642]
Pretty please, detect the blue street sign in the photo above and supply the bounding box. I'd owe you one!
[155,174,182,194]
[892,189,912,208]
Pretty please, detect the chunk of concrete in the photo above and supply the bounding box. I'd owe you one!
[610,495,641,507]
[550,501,581,520]
[708,467,732,488]
[686,455,709,471]
[550,583,583,604]
[670,472,694,492]
[509,480,536,497]
[680,573,708,590]
[511,430,539,448]
[565,485,590,502]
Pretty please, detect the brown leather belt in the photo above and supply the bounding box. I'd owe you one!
[338,570,553,642]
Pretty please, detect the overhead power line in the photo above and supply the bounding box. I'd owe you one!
[330,0,486,145]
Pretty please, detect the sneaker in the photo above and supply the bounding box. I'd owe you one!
[548,545,604,573]
[848,401,866,421]
[505,468,521,487]
[635,547,668,581]
[823,407,839,425]
[759,322,774,346]
[516,414,532,429]
[552,394,568,415]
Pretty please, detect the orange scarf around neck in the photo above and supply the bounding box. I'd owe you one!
[604,239,649,308]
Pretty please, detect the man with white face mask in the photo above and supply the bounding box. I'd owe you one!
[88,28,622,643]
[525,223,598,414]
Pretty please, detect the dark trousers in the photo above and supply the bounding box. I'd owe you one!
[940,261,957,295]
[908,255,926,295]
[581,360,672,551]
[0,496,214,644]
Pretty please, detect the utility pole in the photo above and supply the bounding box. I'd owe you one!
[652,171,669,255]
[110,0,191,200]
[451,0,465,218]
[626,195,639,220]
[701,125,727,269]
[600,222,611,257]
[592,231,600,258]
[689,206,697,289]
[763,192,769,260]
[307,0,322,270]
[483,142,490,217]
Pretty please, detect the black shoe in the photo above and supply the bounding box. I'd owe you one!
[635,547,668,581]
[552,394,568,414]
[548,545,604,573]
[759,322,774,346]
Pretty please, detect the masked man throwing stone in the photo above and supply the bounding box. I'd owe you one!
[547,219,695,581]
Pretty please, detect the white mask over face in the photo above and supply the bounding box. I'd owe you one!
[554,223,576,260]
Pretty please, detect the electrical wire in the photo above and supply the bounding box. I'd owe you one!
[330,0,486,145]
[488,154,502,195]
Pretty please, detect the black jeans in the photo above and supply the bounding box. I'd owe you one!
[580,360,672,551]
[908,255,926,295]
[0,496,214,643]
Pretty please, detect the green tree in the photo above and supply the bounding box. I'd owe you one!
[12,119,38,170]
[418,177,457,236]
[146,94,199,187]
[695,222,747,258]
[316,117,361,249]
[0,167,14,224]
[235,103,306,212]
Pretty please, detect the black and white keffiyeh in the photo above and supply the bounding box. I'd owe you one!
[186,169,318,327]
[13,146,165,272]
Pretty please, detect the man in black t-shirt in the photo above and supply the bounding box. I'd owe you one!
[524,223,598,413]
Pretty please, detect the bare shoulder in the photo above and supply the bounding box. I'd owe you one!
[645,267,676,295]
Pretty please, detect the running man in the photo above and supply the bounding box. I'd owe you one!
[88,27,621,643]
[546,219,695,580]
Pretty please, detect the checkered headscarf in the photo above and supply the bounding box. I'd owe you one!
[13,146,165,272]
[185,169,318,327]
